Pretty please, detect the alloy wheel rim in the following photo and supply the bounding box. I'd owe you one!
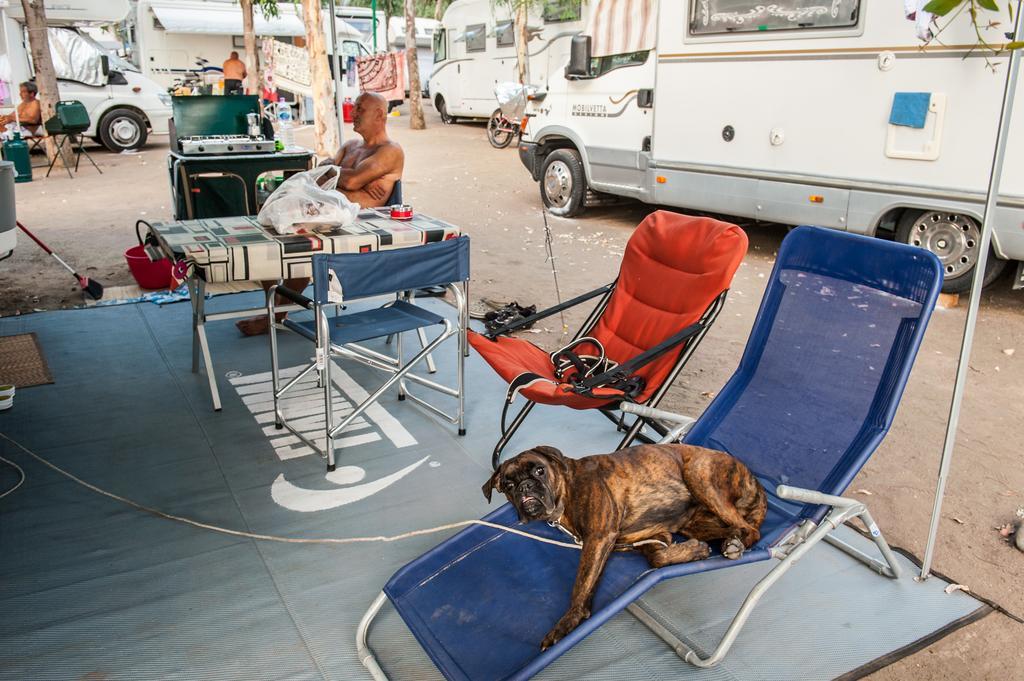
[544,160,572,208]
[111,117,141,147]
[910,212,980,279]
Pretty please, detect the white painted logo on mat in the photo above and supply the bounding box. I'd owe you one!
[229,364,427,512]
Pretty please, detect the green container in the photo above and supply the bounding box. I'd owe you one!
[1,133,32,183]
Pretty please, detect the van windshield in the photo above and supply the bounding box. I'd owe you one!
[75,30,138,73]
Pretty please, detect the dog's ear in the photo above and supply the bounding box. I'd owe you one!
[482,469,501,503]
[532,446,568,473]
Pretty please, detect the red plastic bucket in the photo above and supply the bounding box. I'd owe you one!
[125,244,173,289]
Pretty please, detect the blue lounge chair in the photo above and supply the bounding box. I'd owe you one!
[356,226,943,680]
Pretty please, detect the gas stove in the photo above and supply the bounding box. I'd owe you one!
[179,134,276,156]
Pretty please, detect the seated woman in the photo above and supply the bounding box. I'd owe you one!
[0,82,42,137]
[237,92,405,336]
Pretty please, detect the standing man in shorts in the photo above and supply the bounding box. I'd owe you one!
[222,51,246,95]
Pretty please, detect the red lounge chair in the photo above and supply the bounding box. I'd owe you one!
[469,210,748,469]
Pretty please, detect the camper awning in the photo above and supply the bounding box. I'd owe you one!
[584,0,656,58]
[149,2,306,37]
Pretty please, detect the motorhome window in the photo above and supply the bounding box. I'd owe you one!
[543,0,582,22]
[496,21,516,47]
[690,0,860,35]
[342,41,367,58]
[589,50,649,77]
[232,36,245,49]
[465,24,486,52]
[433,29,448,61]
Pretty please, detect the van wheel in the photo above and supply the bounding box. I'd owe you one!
[896,209,1007,293]
[99,109,147,152]
[541,149,586,218]
[436,96,455,124]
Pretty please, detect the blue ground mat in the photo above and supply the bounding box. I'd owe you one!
[0,294,987,681]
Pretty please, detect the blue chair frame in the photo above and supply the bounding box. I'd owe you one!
[268,236,470,471]
[355,227,943,680]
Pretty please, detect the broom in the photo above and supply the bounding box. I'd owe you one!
[16,221,104,300]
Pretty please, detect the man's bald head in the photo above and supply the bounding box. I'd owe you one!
[352,92,388,136]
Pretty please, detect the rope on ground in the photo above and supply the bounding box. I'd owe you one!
[0,431,582,549]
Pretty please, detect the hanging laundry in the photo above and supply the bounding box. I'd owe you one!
[904,0,935,41]
[355,51,406,103]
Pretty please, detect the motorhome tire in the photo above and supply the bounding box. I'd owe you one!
[541,149,586,217]
[436,96,455,124]
[99,109,148,152]
[896,209,1007,293]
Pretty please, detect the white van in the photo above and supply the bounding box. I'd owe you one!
[518,0,1024,293]
[428,0,582,122]
[2,0,171,151]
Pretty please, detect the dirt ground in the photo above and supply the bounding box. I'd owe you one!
[3,106,1023,679]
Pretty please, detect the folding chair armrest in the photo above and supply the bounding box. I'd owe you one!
[577,321,704,390]
[775,485,861,510]
[269,284,314,311]
[484,283,614,339]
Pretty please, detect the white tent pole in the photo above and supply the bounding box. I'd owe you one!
[328,0,343,145]
[920,1,1024,580]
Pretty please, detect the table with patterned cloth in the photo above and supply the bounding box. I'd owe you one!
[146,210,463,410]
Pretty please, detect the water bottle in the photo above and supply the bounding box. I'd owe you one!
[275,102,294,151]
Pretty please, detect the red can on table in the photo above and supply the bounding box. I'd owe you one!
[390,204,413,220]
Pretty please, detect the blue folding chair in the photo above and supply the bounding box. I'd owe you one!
[355,227,943,679]
[268,236,470,471]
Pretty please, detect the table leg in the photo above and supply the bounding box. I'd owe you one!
[189,277,201,373]
[193,277,222,411]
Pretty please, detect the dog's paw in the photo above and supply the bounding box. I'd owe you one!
[540,607,590,650]
[695,540,712,560]
[722,537,744,560]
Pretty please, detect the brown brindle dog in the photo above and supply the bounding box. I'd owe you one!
[482,444,767,650]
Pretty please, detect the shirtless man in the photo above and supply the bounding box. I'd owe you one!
[236,92,404,336]
[0,82,42,136]
[222,51,246,95]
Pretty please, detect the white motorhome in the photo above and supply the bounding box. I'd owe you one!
[428,0,583,122]
[135,0,366,95]
[1,0,171,151]
[519,0,1024,293]
[389,15,440,94]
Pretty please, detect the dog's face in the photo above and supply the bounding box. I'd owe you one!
[482,446,569,522]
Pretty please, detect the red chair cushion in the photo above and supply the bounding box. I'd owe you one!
[470,211,748,408]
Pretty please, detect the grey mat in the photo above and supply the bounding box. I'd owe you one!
[0,294,986,681]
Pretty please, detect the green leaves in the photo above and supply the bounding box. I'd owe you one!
[923,0,1001,16]
[923,0,966,16]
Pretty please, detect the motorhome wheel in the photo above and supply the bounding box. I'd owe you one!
[435,96,455,124]
[540,149,586,218]
[896,210,1006,293]
[99,109,148,152]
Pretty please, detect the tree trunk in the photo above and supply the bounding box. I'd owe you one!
[405,0,425,130]
[514,3,529,85]
[20,0,61,164]
[240,0,259,95]
[300,0,338,157]
[434,0,443,21]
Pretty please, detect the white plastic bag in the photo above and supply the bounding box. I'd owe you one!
[257,166,360,234]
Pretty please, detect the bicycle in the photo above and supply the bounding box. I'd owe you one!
[487,108,520,149]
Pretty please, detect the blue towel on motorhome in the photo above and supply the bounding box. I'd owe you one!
[889,92,931,128]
